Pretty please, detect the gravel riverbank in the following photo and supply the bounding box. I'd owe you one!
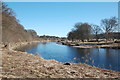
[1,42,120,78]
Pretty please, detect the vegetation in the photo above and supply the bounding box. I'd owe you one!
[67,17,119,42]
[27,29,38,38]
[68,23,92,42]
[91,24,102,41]
[2,2,15,17]
[101,17,118,41]
[39,35,60,41]
[2,2,38,42]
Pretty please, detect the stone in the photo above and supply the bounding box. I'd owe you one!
[64,63,70,65]
[70,71,75,74]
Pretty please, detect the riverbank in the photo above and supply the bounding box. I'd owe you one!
[58,40,120,49]
[1,41,120,78]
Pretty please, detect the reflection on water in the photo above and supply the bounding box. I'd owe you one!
[18,42,120,71]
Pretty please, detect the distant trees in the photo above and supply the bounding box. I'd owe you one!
[67,17,118,42]
[101,17,118,40]
[67,23,92,42]
[91,24,102,41]
[39,35,60,41]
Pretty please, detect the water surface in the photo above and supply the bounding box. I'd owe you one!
[18,42,120,71]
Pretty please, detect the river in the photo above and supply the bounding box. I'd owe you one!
[17,42,120,71]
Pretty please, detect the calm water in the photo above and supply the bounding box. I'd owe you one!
[18,42,120,71]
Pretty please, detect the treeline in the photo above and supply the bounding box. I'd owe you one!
[67,17,119,42]
[2,3,38,42]
[39,35,60,40]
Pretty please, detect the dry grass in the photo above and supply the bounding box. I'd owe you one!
[1,49,120,78]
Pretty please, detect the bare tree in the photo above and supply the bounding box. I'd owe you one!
[101,17,118,41]
[2,2,15,16]
[91,24,102,42]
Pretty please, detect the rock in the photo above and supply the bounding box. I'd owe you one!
[114,77,120,79]
[64,63,70,65]
[75,44,80,46]
[114,41,120,43]
[85,73,94,77]
[104,72,110,75]
[70,71,75,74]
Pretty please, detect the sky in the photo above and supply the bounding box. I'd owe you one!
[3,0,120,2]
[6,2,118,37]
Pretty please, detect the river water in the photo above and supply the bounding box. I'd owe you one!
[18,42,120,71]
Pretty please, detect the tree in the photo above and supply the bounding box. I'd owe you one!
[27,29,37,38]
[91,24,102,41]
[2,2,15,16]
[67,31,75,41]
[67,23,92,42]
[75,23,92,41]
[101,17,118,40]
